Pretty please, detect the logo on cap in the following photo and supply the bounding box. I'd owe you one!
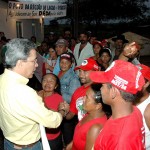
[111,75,128,91]
[75,58,99,71]
[135,71,141,89]
[82,60,88,66]
[89,60,145,94]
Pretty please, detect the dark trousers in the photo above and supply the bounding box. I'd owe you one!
[27,74,42,91]
[48,133,63,150]
[61,116,78,146]
[0,63,4,75]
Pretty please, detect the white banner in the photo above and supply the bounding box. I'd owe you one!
[7,1,67,19]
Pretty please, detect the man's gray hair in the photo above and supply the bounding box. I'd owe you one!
[107,83,136,102]
[5,38,36,69]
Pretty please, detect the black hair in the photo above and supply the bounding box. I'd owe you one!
[71,36,77,41]
[99,48,112,58]
[42,73,61,95]
[64,27,72,32]
[60,52,76,65]
[90,84,102,103]
[49,45,55,50]
[31,36,36,39]
[78,30,90,38]
[91,84,112,118]
[41,40,49,45]
[1,36,7,42]
[90,31,97,38]
[53,74,61,95]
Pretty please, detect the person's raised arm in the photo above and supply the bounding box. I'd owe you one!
[119,42,141,61]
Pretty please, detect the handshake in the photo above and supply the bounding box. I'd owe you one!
[58,101,70,117]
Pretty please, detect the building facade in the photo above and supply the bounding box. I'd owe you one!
[0,0,44,42]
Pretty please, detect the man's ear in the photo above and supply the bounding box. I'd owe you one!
[144,81,150,89]
[16,60,23,68]
[110,86,118,99]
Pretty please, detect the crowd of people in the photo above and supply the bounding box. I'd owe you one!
[0,28,150,150]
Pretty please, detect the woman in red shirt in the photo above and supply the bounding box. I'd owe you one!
[66,84,111,150]
[38,73,64,150]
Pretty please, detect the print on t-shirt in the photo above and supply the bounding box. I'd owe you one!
[76,96,86,121]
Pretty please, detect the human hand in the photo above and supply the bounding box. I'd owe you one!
[58,101,70,116]
[37,90,44,102]
[58,102,65,110]
[123,42,141,59]
[37,90,44,98]
[45,63,49,69]
[63,101,70,114]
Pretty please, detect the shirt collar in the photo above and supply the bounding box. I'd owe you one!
[4,69,29,85]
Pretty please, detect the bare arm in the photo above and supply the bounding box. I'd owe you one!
[85,124,102,150]
[45,62,54,72]
[58,101,70,117]
[144,103,150,130]
[59,102,76,119]
[66,141,73,150]
[65,111,75,120]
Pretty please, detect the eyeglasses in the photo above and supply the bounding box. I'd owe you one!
[23,58,37,64]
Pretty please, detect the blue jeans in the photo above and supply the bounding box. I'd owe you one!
[4,138,43,150]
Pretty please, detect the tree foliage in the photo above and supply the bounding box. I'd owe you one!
[59,0,149,25]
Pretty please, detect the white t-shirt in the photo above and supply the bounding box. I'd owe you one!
[137,95,150,149]
[46,58,57,73]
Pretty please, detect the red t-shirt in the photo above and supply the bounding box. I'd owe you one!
[72,115,107,150]
[44,93,64,140]
[70,85,90,121]
[94,106,145,150]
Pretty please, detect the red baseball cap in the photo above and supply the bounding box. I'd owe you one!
[90,60,145,94]
[138,64,150,81]
[101,39,109,47]
[93,41,102,47]
[75,58,99,71]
